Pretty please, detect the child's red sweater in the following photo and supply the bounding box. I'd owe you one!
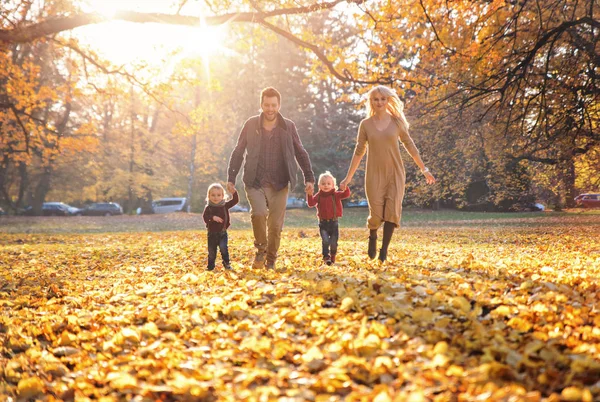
[306,187,351,220]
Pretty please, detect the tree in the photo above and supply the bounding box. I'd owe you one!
[3,0,597,211]
[411,0,599,206]
[0,23,99,212]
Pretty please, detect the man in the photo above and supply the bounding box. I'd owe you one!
[227,87,315,270]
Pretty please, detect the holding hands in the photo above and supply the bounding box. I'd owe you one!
[226,182,237,195]
[339,178,350,191]
[305,182,315,197]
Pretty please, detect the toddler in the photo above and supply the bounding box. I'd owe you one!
[202,183,239,271]
[306,171,351,265]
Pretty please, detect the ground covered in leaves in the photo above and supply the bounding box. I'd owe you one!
[1,215,600,401]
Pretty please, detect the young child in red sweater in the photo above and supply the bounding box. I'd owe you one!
[202,183,239,271]
[306,171,351,265]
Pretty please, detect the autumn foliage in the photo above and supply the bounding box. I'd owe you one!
[1,214,599,400]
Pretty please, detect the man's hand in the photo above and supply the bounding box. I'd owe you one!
[213,216,224,223]
[227,182,236,194]
[305,182,314,196]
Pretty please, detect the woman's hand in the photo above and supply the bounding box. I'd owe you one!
[424,171,436,185]
[339,178,350,191]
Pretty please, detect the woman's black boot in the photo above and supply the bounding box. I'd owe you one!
[379,221,395,262]
[368,229,377,259]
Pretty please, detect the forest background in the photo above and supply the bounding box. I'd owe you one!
[1,0,598,215]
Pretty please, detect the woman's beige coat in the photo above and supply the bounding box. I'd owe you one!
[353,117,420,229]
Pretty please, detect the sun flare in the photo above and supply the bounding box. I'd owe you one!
[76,0,227,66]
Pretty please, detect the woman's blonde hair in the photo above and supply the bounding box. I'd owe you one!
[318,171,337,190]
[206,183,225,202]
[366,85,410,133]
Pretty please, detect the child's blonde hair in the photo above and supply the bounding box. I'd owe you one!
[318,171,337,190]
[206,183,225,202]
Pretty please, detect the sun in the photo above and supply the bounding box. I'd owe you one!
[76,0,228,66]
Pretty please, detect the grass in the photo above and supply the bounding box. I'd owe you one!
[1,207,599,235]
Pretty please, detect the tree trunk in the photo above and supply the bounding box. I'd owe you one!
[0,155,7,205]
[32,165,52,214]
[17,161,28,209]
[187,88,200,213]
[127,87,135,214]
[187,132,197,213]
[563,158,576,208]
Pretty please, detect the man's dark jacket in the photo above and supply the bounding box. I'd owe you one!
[227,112,314,189]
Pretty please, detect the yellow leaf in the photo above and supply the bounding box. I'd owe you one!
[356,333,381,356]
[58,330,77,346]
[17,377,44,399]
[209,296,224,305]
[340,297,354,312]
[107,372,138,390]
[412,307,434,323]
[317,279,333,293]
[141,322,159,338]
[302,346,324,363]
[119,327,141,344]
[561,387,583,401]
[451,296,471,313]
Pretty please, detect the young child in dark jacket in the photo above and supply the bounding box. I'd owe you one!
[306,171,351,265]
[202,183,239,271]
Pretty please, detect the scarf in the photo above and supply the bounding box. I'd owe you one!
[208,200,226,207]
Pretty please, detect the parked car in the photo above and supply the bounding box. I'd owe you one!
[24,202,82,216]
[346,199,368,208]
[575,193,600,208]
[229,204,249,212]
[152,198,188,214]
[286,196,305,209]
[81,202,123,216]
[517,202,545,212]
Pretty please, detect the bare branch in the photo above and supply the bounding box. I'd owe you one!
[418,0,457,56]
[0,1,365,44]
[176,0,189,15]
[257,18,389,85]
[9,104,30,153]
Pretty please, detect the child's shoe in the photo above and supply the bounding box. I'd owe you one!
[323,255,332,266]
[330,254,336,264]
[224,263,232,270]
[207,265,215,271]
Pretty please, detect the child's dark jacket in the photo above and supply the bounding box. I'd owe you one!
[202,192,239,232]
[306,187,351,220]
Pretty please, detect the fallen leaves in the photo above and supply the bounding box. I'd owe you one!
[1,219,600,400]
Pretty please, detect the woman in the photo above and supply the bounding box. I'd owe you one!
[339,86,435,262]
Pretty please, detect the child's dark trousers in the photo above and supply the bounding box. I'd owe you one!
[319,219,339,258]
[207,231,229,269]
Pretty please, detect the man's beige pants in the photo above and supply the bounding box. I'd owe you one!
[245,185,289,263]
